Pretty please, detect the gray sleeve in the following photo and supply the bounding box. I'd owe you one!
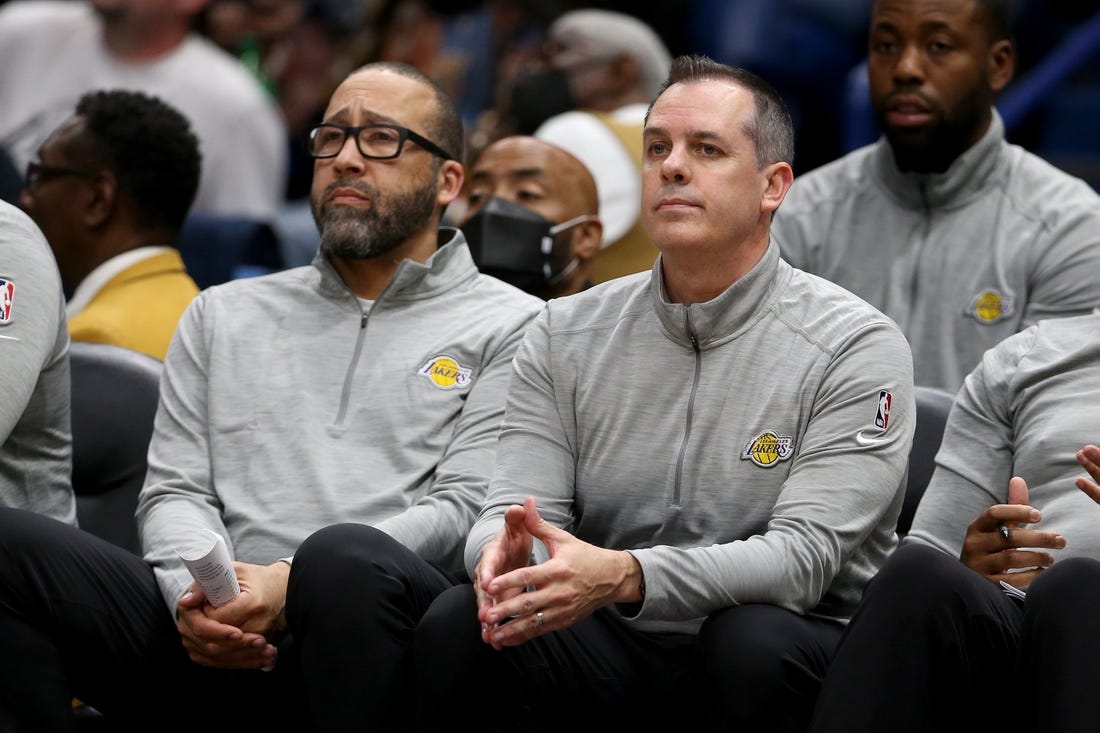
[906,328,1032,556]
[377,304,539,571]
[464,310,565,576]
[0,206,63,441]
[136,294,230,612]
[1021,192,1100,327]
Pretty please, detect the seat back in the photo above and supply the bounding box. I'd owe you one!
[69,341,163,555]
[899,385,956,535]
[176,213,284,289]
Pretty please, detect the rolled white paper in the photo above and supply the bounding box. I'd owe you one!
[178,529,241,607]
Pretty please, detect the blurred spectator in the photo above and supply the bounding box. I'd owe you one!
[20,89,201,361]
[199,0,367,200]
[437,0,555,133]
[460,135,601,299]
[368,0,553,156]
[687,0,872,173]
[506,9,671,284]
[0,0,287,223]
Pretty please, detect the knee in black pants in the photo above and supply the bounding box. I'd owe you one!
[415,584,487,725]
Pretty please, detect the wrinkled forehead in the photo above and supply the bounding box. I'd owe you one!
[871,0,986,31]
[647,80,750,134]
[323,68,435,131]
[477,139,556,175]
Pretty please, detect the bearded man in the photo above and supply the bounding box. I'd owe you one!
[0,61,542,732]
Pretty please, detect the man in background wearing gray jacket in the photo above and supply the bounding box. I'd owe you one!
[416,55,915,733]
[773,0,1100,392]
[0,61,542,732]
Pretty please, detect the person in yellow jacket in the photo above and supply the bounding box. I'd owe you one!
[19,88,201,360]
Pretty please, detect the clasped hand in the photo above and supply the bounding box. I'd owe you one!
[473,497,641,650]
[960,445,1100,589]
[176,560,289,669]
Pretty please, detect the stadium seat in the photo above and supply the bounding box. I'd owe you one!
[70,341,162,555]
[899,386,955,536]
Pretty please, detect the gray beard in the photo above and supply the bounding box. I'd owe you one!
[313,177,438,260]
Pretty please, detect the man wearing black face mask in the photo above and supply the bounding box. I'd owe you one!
[461,135,602,300]
[507,9,669,286]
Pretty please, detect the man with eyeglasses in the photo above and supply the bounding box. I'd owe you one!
[0,61,542,731]
[20,88,201,361]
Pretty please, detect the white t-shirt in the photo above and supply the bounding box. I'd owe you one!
[0,1,287,222]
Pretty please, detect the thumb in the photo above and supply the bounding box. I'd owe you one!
[1007,476,1029,507]
[522,496,567,549]
[178,584,207,609]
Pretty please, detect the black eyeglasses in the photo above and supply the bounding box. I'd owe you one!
[307,123,455,162]
[24,161,98,190]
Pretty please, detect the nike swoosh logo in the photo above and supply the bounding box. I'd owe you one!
[0,334,19,342]
[855,430,890,447]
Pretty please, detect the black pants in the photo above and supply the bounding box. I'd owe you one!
[0,509,456,732]
[809,542,1100,733]
[415,583,844,732]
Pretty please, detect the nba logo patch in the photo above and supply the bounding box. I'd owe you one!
[0,279,13,324]
[875,390,891,429]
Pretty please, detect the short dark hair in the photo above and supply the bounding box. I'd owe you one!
[353,61,464,167]
[75,89,201,233]
[647,54,795,170]
[977,0,1014,43]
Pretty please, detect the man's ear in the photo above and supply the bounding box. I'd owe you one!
[988,39,1015,94]
[760,162,793,217]
[436,159,464,207]
[571,217,603,262]
[82,170,117,229]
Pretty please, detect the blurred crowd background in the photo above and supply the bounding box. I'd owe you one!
[183,0,1099,178]
[2,0,1097,274]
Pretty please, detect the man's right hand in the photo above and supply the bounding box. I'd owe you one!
[176,563,284,670]
[959,476,1065,589]
[474,501,534,639]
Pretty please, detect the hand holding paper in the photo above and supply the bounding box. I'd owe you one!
[178,529,241,607]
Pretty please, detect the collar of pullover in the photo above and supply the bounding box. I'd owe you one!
[311,227,478,304]
[873,108,1006,210]
[650,238,785,349]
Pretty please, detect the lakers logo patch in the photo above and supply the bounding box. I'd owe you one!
[740,431,794,468]
[418,354,472,390]
[966,290,1015,324]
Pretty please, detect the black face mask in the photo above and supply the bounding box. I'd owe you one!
[509,67,576,134]
[462,196,589,299]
